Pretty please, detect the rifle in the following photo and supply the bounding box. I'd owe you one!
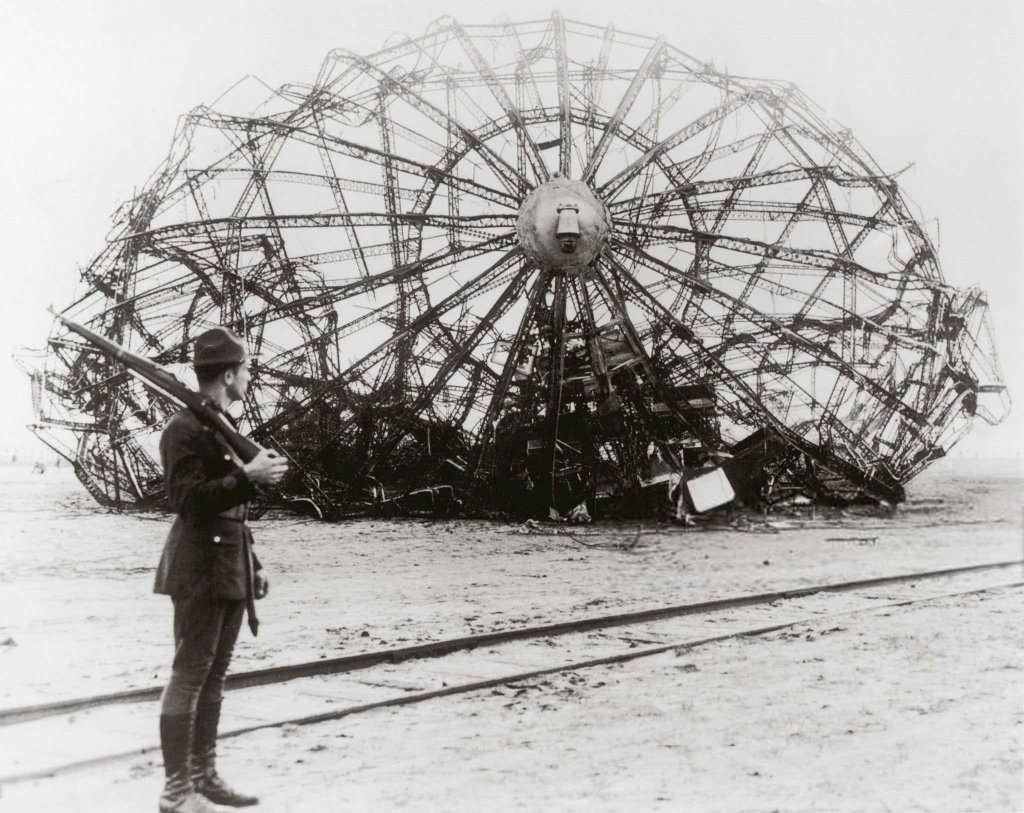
[51,312,265,463]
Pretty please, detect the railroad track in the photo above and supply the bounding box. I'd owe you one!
[1,559,1020,785]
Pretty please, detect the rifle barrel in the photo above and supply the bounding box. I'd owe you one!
[52,313,265,463]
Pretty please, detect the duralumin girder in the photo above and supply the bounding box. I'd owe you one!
[19,14,1009,519]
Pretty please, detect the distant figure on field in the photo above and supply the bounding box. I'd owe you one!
[154,327,288,812]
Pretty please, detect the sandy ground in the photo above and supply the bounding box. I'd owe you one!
[0,462,1022,810]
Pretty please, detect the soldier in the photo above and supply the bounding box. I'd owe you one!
[155,327,288,813]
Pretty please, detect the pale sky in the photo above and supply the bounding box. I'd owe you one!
[1,0,1021,458]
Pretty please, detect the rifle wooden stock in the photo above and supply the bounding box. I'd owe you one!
[52,313,266,463]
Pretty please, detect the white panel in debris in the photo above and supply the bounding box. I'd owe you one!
[685,468,736,512]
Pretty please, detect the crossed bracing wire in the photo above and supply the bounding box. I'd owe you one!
[39,14,996,511]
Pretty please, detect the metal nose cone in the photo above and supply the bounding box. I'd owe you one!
[517,177,609,269]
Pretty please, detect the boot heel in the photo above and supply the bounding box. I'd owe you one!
[192,701,259,807]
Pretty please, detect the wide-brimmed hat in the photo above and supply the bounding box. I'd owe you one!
[193,327,247,368]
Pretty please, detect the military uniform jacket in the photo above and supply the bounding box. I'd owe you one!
[154,409,261,600]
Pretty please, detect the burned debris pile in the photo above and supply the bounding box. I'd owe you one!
[18,15,1009,520]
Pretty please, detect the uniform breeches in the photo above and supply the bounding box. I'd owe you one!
[160,592,244,716]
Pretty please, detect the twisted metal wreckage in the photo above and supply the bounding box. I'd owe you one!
[19,15,1010,520]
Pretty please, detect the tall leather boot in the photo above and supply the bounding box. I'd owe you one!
[159,714,230,813]
[193,701,259,807]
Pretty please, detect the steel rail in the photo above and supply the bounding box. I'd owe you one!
[1,559,1018,728]
[1,575,1019,785]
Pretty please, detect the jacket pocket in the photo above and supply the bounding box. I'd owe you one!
[206,517,244,546]
[204,518,248,599]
